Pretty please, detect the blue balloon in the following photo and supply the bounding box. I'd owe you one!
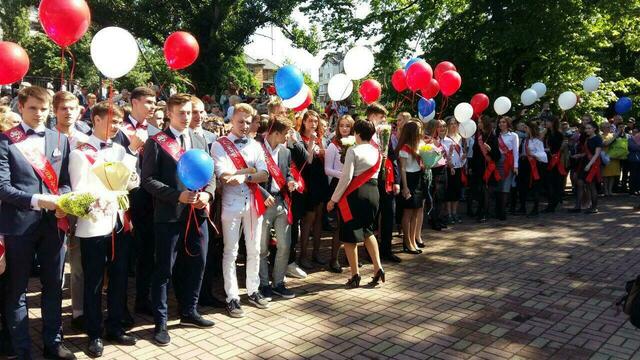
[404,57,424,72]
[615,97,633,114]
[418,98,436,117]
[178,149,214,191]
[275,65,304,100]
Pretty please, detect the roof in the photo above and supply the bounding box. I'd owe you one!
[244,53,280,70]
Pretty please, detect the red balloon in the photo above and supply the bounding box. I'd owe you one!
[359,79,382,104]
[293,88,313,112]
[0,42,30,85]
[439,71,462,97]
[405,62,433,92]
[470,93,490,115]
[421,78,440,99]
[164,31,200,70]
[39,0,91,48]
[391,69,407,92]
[434,61,457,81]
[267,85,276,95]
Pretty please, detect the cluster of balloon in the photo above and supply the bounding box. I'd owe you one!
[452,102,477,139]
[616,97,633,115]
[0,42,30,85]
[518,82,547,107]
[275,65,313,111]
[164,31,199,70]
[329,46,376,104]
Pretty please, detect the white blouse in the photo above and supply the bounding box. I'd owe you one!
[522,138,548,163]
[399,143,423,173]
[442,135,466,169]
[324,142,343,182]
[499,132,520,169]
[331,143,381,203]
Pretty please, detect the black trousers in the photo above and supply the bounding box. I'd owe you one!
[377,183,395,256]
[80,229,130,339]
[152,219,208,325]
[545,167,565,210]
[130,188,155,307]
[517,160,543,212]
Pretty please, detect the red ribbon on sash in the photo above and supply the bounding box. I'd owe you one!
[337,153,381,223]
[477,132,501,183]
[290,161,306,193]
[77,143,98,165]
[5,125,69,232]
[498,135,514,178]
[151,132,185,161]
[371,140,395,193]
[524,140,540,188]
[400,144,425,170]
[218,137,266,217]
[261,143,293,224]
[547,152,567,176]
[447,137,468,186]
[583,143,602,183]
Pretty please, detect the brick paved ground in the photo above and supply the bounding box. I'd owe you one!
[20,195,640,359]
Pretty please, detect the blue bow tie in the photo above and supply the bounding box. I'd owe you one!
[26,129,45,137]
[100,142,113,149]
[234,138,248,144]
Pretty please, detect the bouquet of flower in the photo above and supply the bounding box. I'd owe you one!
[340,135,356,163]
[419,143,443,169]
[378,124,392,156]
[57,192,122,222]
[92,161,134,210]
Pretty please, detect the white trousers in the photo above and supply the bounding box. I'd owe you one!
[221,202,263,303]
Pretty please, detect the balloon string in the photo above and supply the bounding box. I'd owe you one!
[176,72,196,94]
[437,96,449,120]
[65,48,77,83]
[60,48,65,91]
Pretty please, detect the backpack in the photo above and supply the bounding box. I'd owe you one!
[617,275,640,328]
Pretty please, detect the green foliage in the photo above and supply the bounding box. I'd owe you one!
[219,55,260,94]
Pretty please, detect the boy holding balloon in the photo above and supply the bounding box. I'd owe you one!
[141,94,216,347]
[68,101,140,357]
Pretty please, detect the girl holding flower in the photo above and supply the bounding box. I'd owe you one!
[442,116,467,224]
[424,119,448,231]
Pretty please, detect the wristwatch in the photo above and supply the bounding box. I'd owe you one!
[247,174,253,182]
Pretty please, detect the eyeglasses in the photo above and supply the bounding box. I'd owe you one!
[155,117,164,120]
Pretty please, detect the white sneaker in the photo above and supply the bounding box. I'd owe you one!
[286,263,307,279]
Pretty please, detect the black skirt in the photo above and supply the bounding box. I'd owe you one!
[340,179,379,243]
[302,157,330,211]
[445,168,463,201]
[401,171,426,209]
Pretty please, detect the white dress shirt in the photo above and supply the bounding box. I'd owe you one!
[500,132,520,169]
[442,135,467,169]
[69,135,139,238]
[169,126,191,150]
[523,138,548,163]
[66,128,89,150]
[324,142,343,182]
[211,133,268,210]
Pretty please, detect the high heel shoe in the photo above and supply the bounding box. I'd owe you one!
[416,241,426,248]
[345,274,361,289]
[368,269,386,287]
[402,244,421,254]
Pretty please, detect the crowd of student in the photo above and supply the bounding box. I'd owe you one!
[0,84,638,360]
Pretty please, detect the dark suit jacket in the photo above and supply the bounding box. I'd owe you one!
[257,140,294,202]
[141,128,216,223]
[0,128,71,235]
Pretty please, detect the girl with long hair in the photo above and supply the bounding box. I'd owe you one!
[516,121,548,216]
[470,116,501,222]
[495,116,519,220]
[423,119,448,231]
[324,115,355,273]
[442,117,467,224]
[569,122,603,214]
[543,116,566,212]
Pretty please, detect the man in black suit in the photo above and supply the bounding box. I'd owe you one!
[0,86,76,359]
[257,115,298,300]
[141,94,216,347]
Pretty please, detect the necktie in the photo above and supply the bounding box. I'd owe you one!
[26,129,45,137]
[179,134,186,150]
[234,138,248,145]
[100,142,112,149]
[136,122,148,130]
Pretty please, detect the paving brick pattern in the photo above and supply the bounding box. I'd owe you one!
[21,196,640,359]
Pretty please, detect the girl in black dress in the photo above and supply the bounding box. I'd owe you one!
[327,120,385,288]
[569,122,603,214]
[469,116,501,222]
[298,110,330,269]
[397,120,425,254]
[543,116,567,213]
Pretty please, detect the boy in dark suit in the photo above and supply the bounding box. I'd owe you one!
[0,86,75,359]
[141,94,216,347]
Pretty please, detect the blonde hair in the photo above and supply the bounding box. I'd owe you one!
[234,103,255,116]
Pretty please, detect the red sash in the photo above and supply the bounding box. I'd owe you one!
[151,132,185,162]
[77,143,98,165]
[547,152,567,176]
[337,153,381,222]
[583,142,602,183]
[525,140,540,188]
[218,137,266,216]
[290,162,305,193]
[371,140,395,193]
[5,126,69,232]
[447,137,468,186]
[0,240,4,259]
[261,143,293,224]
[477,132,501,183]
[498,134,515,178]
[400,144,425,170]
[123,119,147,155]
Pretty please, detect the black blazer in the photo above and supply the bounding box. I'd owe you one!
[0,128,71,235]
[258,140,294,200]
[141,128,216,223]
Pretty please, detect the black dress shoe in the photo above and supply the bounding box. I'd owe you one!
[381,254,402,263]
[198,295,227,308]
[153,324,171,346]
[43,343,77,360]
[416,241,426,248]
[105,332,137,346]
[87,339,103,358]
[180,313,215,328]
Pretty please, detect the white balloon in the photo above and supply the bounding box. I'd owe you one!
[328,74,353,101]
[493,96,512,115]
[282,84,310,109]
[582,76,601,93]
[521,88,538,106]
[454,102,474,122]
[91,27,139,79]
[419,109,436,123]
[558,91,578,110]
[531,82,547,98]
[343,46,374,80]
[458,119,477,139]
